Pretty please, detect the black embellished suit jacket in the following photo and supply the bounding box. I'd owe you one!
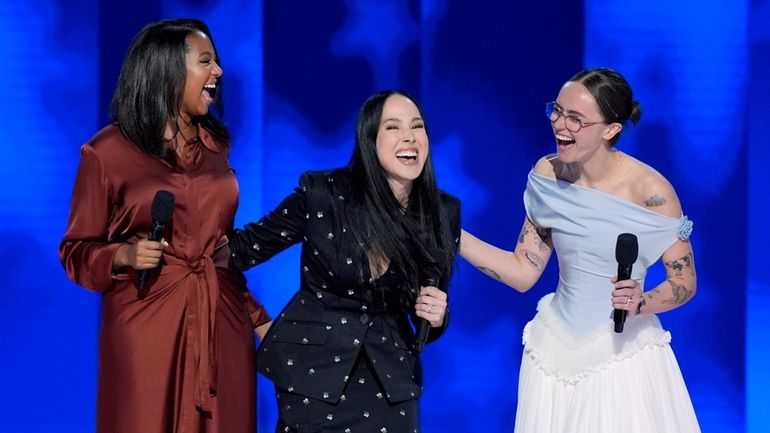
[230,169,461,404]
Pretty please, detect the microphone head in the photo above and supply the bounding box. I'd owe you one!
[615,233,638,265]
[151,190,176,224]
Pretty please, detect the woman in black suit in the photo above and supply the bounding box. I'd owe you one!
[230,90,460,432]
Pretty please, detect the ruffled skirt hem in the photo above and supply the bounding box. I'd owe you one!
[514,293,700,433]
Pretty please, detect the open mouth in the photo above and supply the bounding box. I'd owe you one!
[396,150,418,164]
[204,83,217,101]
[555,133,575,148]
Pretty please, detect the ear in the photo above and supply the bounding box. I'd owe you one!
[603,123,623,141]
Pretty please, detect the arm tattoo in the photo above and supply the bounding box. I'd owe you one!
[479,267,502,283]
[643,194,666,207]
[535,226,552,246]
[663,279,693,305]
[517,223,529,244]
[664,253,695,277]
[518,220,551,252]
[521,249,544,270]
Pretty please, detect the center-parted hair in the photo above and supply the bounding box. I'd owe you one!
[344,90,455,307]
[110,18,230,163]
[570,67,641,145]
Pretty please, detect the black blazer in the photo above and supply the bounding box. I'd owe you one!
[230,169,460,404]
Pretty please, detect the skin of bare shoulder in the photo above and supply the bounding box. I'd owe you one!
[627,157,682,218]
[533,154,561,178]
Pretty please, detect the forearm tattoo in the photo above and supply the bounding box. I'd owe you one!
[664,253,695,277]
[521,249,544,271]
[663,279,694,305]
[643,195,666,207]
[479,267,503,282]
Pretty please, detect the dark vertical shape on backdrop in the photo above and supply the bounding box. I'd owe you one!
[98,1,163,125]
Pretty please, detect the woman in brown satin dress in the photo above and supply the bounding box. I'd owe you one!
[59,19,269,433]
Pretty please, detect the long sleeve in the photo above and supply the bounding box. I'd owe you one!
[59,144,120,292]
[230,173,310,271]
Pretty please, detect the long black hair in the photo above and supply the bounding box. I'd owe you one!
[110,18,230,163]
[346,90,455,304]
[570,67,641,146]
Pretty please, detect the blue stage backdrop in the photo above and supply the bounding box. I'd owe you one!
[0,1,762,432]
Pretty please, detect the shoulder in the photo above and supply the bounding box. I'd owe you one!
[438,190,461,233]
[296,168,351,202]
[439,190,461,215]
[624,155,682,217]
[298,168,348,187]
[80,124,139,167]
[532,154,564,179]
[87,124,130,152]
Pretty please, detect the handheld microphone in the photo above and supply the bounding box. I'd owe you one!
[414,274,439,353]
[613,233,639,333]
[137,190,175,298]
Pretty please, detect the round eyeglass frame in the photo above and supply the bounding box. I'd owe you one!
[545,101,605,132]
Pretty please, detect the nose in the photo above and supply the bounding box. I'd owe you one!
[401,128,415,142]
[212,61,223,77]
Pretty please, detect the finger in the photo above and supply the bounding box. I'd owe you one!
[144,248,164,258]
[137,239,165,251]
[419,286,447,301]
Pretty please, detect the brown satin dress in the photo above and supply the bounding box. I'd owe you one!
[59,124,269,433]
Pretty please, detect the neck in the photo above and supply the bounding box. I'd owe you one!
[570,148,623,187]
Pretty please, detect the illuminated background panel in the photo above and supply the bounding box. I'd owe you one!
[0,1,759,432]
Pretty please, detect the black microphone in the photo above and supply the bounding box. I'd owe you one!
[414,274,439,353]
[613,233,639,333]
[137,190,175,298]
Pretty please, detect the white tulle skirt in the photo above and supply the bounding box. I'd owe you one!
[514,294,700,433]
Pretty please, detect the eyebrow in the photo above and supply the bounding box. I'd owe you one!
[554,102,588,117]
[381,117,423,123]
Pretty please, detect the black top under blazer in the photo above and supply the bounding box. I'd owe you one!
[230,169,461,404]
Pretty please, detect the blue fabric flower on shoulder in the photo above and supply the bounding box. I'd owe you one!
[677,215,693,240]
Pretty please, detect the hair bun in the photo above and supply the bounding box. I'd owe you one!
[629,101,642,125]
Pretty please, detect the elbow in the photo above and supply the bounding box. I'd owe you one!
[512,282,534,294]
[501,273,535,294]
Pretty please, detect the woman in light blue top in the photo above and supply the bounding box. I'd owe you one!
[460,67,700,433]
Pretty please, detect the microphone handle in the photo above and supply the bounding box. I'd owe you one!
[414,277,439,352]
[613,263,633,333]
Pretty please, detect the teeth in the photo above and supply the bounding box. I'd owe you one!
[204,83,216,89]
[396,151,417,158]
[555,134,572,141]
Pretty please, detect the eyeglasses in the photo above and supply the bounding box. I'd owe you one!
[545,101,604,132]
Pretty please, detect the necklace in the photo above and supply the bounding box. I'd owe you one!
[177,121,196,143]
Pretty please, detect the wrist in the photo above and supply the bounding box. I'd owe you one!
[112,243,129,269]
[636,297,646,316]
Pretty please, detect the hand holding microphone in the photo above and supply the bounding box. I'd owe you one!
[613,233,639,333]
[136,190,175,298]
[414,275,447,352]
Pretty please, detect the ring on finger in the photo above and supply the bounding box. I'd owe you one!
[627,296,633,305]
[427,304,432,313]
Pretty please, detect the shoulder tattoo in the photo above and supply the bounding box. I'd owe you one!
[643,194,666,207]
